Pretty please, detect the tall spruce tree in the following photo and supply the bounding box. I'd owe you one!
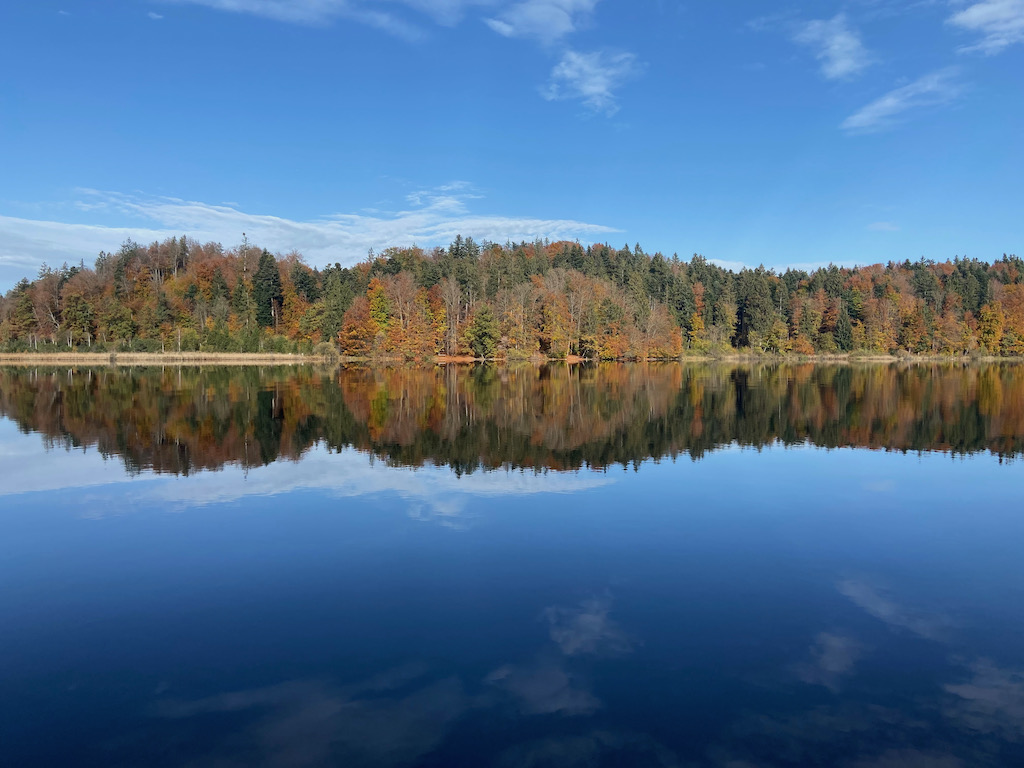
[465,305,500,358]
[253,249,283,329]
[836,303,854,351]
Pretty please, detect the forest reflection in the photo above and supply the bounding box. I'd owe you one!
[1,362,1022,476]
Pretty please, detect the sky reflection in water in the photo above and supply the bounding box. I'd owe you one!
[1,364,1023,767]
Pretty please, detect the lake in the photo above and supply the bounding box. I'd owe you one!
[1,362,1023,767]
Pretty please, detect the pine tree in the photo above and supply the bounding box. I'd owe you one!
[252,250,283,329]
[320,268,354,342]
[211,268,229,302]
[63,294,95,346]
[10,280,35,336]
[465,305,500,358]
[836,303,854,351]
[290,263,319,302]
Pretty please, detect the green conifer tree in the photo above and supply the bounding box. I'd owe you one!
[253,250,283,329]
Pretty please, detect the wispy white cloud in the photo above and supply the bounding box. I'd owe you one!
[944,659,1024,739]
[746,11,800,33]
[543,596,634,656]
[148,11,164,19]
[947,0,1024,54]
[164,1,640,113]
[0,185,618,279]
[485,593,634,719]
[541,50,642,115]
[163,0,426,38]
[838,579,951,640]
[155,673,475,766]
[868,221,901,232]
[391,0,496,26]
[794,632,864,691]
[484,0,597,44]
[166,0,350,25]
[841,68,963,133]
[486,657,600,715]
[164,0,511,38]
[165,0,601,40]
[794,14,874,80]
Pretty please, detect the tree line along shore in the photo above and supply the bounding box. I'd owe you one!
[2,235,1022,361]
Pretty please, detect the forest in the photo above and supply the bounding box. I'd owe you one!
[1,235,1023,358]
[2,363,1022,475]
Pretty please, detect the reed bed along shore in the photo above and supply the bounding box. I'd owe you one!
[0,352,316,366]
[0,351,1019,367]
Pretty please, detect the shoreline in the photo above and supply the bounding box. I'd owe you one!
[0,351,1019,367]
[0,352,315,366]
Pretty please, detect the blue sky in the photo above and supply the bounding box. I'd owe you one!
[0,0,1021,290]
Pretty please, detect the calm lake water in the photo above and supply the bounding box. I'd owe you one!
[2,363,1023,767]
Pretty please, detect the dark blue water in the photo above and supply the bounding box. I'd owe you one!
[2,365,1023,767]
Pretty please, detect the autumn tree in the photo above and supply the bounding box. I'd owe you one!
[339,296,374,356]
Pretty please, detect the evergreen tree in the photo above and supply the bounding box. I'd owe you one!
[9,280,37,341]
[836,303,854,351]
[175,236,190,277]
[252,249,282,328]
[290,263,319,302]
[465,305,500,358]
[155,291,171,326]
[738,268,779,348]
[211,268,229,302]
[320,267,354,342]
[231,278,249,316]
[63,294,95,345]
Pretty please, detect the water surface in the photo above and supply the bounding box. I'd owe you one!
[1,363,1023,767]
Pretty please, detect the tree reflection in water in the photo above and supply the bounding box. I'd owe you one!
[2,362,1023,476]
